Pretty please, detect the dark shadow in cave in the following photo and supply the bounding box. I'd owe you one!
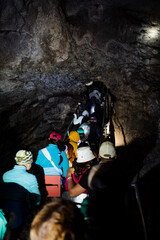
[116,133,157,182]
[0,79,159,240]
[114,133,158,240]
[137,163,160,240]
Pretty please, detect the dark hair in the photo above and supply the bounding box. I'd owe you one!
[49,139,65,165]
[73,159,96,179]
[64,139,75,161]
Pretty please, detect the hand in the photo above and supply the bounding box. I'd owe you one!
[67,167,75,177]
[73,113,77,118]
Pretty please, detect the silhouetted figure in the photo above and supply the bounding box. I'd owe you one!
[87,116,101,155]
[29,163,48,206]
[87,141,129,240]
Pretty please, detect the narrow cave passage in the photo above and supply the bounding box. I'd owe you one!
[0,80,159,240]
[0,0,160,239]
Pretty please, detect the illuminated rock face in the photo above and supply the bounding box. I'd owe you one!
[0,0,160,176]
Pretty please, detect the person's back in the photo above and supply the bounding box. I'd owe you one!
[36,132,69,178]
[1,150,41,239]
[65,146,97,208]
[64,131,80,167]
[3,166,40,197]
[3,150,40,204]
[87,142,128,240]
[87,117,101,154]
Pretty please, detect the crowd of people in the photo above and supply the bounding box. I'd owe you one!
[0,83,132,240]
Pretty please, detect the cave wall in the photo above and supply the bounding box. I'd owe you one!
[0,0,160,177]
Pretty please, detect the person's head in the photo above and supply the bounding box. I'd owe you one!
[49,131,62,143]
[15,150,33,170]
[30,198,88,240]
[79,123,90,139]
[99,141,116,162]
[68,131,80,143]
[74,146,96,178]
[82,110,89,117]
[77,128,85,139]
[76,146,95,164]
[49,131,65,164]
[89,89,101,102]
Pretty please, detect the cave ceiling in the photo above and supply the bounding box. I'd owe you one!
[0,0,160,177]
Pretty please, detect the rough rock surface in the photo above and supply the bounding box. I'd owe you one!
[0,0,160,179]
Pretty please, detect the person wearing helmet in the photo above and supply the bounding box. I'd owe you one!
[86,141,129,240]
[36,132,69,179]
[78,122,90,140]
[73,110,89,125]
[1,150,41,237]
[64,131,80,167]
[77,128,90,148]
[3,150,40,203]
[88,141,117,191]
[65,146,97,203]
[89,89,101,103]
[72,110,90,131]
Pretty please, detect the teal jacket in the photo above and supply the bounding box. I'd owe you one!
[36,144,69,178]
[3,165,40,205]
[0,209,7,240]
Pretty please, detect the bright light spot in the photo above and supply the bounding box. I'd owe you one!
[147,27,159,39]
[90,105,95,114]
[106,122,110,135]
[115,129,125,147]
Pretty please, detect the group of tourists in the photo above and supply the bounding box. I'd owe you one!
[0,83,130,240]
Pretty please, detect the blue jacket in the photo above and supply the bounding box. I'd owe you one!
[36,144,69,178]
[2,165,40,205]
[0,209,7,240]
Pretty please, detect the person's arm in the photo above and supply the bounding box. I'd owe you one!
[67,168,86,198]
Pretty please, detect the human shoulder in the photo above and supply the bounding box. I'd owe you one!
[88,164,101,188]
[27,171,37,179]
[61,150,68,157]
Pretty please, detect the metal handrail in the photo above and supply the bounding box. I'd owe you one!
[131,174,148,240]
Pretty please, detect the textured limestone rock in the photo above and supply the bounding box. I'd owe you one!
[0,0,160,178]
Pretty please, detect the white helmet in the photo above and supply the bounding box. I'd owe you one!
[99,141,116,159]
[82,110,89,117]
[89,90,101,102]
[77,146,95,163]
[79,122,90,139]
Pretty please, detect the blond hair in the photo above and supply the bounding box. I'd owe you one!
[30,198,88,240]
